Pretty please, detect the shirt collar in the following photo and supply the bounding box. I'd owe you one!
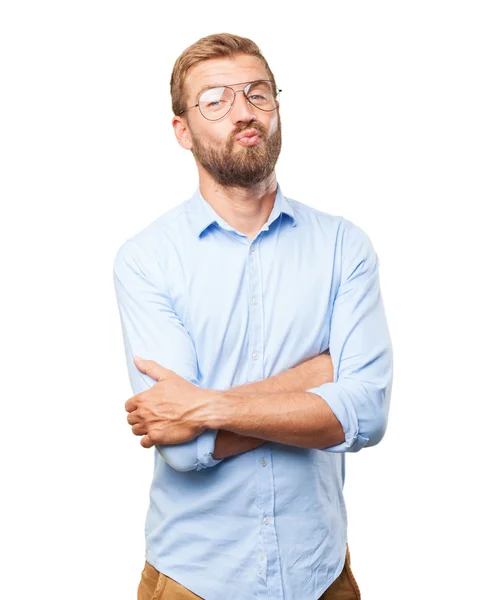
[188,183,297,239]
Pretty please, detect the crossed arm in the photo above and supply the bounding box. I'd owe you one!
[114,219,393,471]
[127,350,338,466]
[211,352,336,459]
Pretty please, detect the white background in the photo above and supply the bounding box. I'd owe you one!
[1,1,478,598]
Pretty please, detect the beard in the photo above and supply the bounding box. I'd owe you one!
[189,116,282,189]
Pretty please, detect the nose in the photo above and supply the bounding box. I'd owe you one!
[230,89,257,124]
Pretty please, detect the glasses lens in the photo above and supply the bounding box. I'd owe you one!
[198,87,235,120]
[245,81,279,111]
[198,81,279,121]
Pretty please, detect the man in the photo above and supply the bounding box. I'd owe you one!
[113,32,393,600]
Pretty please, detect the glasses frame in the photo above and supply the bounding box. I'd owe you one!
[177,79,282,121]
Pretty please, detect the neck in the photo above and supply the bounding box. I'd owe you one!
[198,170,278,240]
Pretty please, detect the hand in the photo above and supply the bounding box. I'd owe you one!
[125,357,212,448]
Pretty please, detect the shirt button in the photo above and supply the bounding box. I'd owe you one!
[252,296,258,305]
[260,459,267,466]
[263,517,270,525]
[259,554,265,561]
[252,352,259,361]
[250,245,256,253]
[258,568,263,575]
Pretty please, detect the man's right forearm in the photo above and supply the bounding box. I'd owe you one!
[212,352,333,459]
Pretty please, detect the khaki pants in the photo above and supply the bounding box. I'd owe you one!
[137,543,361,599]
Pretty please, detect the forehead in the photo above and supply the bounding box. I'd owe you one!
[185,54,269,100]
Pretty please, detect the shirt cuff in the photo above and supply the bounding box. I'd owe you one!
[307,382,369,452]
[195,429,224,470]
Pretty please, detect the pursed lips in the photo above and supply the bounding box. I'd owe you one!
[236,128,261,141]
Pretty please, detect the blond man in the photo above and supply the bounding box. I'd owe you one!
[113,32,393,600]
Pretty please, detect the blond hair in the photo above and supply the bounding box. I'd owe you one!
[170,33,277,116]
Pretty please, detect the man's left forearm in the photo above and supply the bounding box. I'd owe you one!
[201,389,345,450]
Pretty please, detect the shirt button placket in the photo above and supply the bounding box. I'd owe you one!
[248,239,282,596]
[248,242,263,382]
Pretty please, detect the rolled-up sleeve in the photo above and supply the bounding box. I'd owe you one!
[113,237,224,471]
[307,219,393,452]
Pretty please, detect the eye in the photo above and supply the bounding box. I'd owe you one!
[206,99,228,111]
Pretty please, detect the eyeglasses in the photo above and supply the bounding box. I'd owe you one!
[178,80,281,121]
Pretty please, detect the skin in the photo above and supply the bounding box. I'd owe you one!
[172,54,282,241]
[127,356,343,450]
[126,352,337,451]
[125,54,343,452]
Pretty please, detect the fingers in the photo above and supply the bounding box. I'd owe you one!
[125,396,137,413]
[132,423,148,436]
[133,357,171,382]
[127,411,148,436]
[140,434,154,449]
[126,411,141,425]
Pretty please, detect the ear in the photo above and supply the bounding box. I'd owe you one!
[172,115,193,150]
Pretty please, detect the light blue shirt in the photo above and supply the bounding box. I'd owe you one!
[113,183,393,600]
